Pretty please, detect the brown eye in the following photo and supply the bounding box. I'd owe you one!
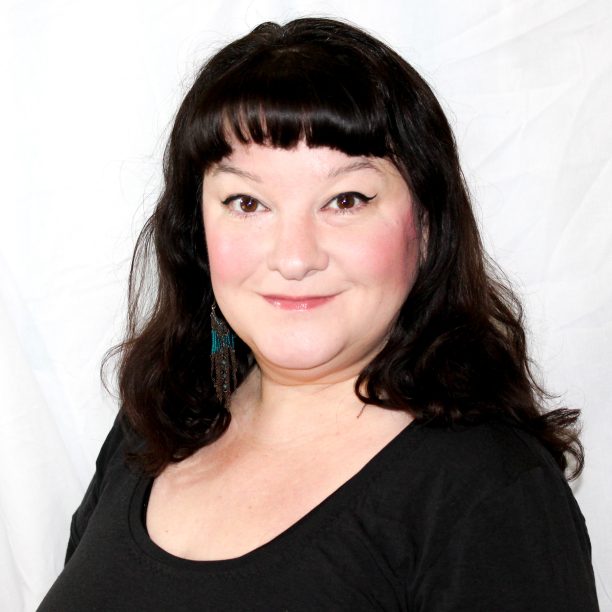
[238,196,259,212]
[336,193,357,209]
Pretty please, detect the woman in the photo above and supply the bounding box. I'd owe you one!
[39,17,599,611]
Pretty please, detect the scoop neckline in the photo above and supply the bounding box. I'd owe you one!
[128,418,420,574]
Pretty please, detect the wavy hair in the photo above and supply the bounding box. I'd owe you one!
[104,17,583,477]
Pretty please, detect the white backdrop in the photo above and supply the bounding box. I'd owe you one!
[2,0,611,610]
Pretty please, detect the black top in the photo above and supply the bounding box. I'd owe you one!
[39,417,599,611]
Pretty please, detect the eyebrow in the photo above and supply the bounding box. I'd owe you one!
[327,159,384,178]
[211,163,262,182]
[210,158,383,181]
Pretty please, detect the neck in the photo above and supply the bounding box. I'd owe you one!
[228,367,369,450]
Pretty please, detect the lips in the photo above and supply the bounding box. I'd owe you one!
[262,294,337,310]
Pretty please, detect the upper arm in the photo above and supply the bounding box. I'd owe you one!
[64,416,126,564]
[65,473,100,563]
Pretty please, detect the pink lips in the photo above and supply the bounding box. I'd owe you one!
[262,294,336,310]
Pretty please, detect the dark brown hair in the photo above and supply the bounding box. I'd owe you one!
[104,17,583,477]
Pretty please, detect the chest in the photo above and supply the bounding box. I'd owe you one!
[145,434,394,561]
[46,467,410,612]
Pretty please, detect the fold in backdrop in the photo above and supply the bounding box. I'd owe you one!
[2,0,611,609]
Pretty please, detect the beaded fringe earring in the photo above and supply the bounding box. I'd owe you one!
[210,303,237,405]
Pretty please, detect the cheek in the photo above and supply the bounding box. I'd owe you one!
[205,227,257,287]
[348,213,420,291]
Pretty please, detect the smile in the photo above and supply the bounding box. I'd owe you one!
[262,294,337,310]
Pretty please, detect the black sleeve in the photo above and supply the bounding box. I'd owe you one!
[410,465,599,611]
[64,417,126,564]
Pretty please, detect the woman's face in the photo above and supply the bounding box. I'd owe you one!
[202,141,422,384]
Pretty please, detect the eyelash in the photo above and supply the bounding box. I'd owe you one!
[220,192,376,216]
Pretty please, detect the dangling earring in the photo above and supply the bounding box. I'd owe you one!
[210,303,237,405]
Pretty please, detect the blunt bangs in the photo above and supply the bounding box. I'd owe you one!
[184,44,393,169]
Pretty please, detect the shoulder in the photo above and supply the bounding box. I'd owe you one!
[401,418,566,496]
[371,418,588,567]
[388,421,598,610]
[354,419,598,610]
[96,415,129,464]
[92,413,140,478]
[409,419,585,533]
[367,418,573,537]
[394,419,583,539]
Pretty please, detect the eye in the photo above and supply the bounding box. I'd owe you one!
[221,194,266,214]
[326,191,375,212]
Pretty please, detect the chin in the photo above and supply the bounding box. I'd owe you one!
[250,338,348,376]
[260,349,338,372]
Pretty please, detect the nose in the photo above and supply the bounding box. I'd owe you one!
[266,213,329,280]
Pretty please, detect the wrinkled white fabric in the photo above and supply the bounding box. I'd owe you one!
[1,1,611,610]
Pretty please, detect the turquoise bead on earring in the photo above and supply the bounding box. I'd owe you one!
[210,304,237,404]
